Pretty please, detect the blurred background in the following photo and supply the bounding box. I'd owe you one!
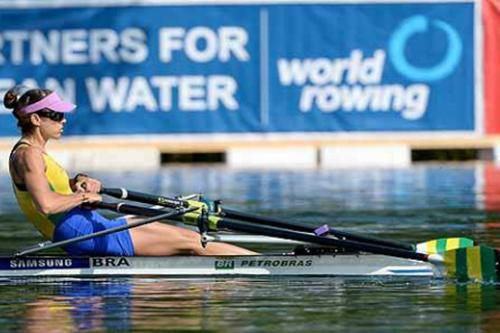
[0,0,498,171]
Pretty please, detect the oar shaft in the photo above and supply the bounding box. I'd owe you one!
[222,209,414,251]
[102,188,184,208]
[15,206,193,257]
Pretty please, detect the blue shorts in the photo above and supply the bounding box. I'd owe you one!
[54,207,135,256]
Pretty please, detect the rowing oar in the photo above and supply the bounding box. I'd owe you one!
[14,203,197,257]
[100,187,414,251]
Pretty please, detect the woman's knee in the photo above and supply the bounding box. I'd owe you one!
[129,225,202,255]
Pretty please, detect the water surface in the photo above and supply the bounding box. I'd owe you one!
[0,164,498,332]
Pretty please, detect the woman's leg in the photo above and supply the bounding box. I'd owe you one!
[126,217,258,256]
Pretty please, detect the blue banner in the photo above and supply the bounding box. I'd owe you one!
[0,2,475,136]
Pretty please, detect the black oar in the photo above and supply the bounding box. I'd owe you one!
[14,204,196,257]
[101,187,413,251]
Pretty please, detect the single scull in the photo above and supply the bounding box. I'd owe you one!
[7,187,498,283]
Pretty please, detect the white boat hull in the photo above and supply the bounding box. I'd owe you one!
[0,254,442,278]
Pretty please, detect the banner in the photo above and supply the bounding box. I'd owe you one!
[0,2,476,136]
[484,0,500,134]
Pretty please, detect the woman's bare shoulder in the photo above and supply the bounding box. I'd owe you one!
[11,145,44,172]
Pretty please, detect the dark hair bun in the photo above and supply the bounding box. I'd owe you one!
[3,85,30,109]
[3,90,18,109]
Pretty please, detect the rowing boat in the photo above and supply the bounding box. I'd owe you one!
[0,253,438,278]
[8,187,499,283]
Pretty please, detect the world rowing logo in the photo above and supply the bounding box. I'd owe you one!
[388,15,462,82]
[276,14,465,120]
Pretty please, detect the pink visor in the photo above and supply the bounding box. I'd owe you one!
[20,92,76,114]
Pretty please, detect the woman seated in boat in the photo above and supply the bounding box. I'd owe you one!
[5,85,256,257]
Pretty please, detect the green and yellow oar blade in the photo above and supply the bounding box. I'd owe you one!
[417,237,475,254]
[440,245,499,283]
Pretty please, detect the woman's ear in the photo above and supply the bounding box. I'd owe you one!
[30,113,42,126]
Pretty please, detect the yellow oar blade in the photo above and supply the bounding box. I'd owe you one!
[442,245,499,283]
[416,237,475,254]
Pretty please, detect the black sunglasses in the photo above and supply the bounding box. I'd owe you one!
[36,110,65,122]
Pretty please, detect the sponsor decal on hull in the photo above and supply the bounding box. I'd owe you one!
[215,259,313,270]
[1,257,90,270]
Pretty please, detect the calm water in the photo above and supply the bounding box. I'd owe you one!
[0,163,498,332]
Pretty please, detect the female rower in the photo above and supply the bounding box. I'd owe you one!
[5,85,256,256]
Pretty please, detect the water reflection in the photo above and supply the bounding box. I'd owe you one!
[0,278,497,333]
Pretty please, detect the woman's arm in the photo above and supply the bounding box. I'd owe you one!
[16,147,101,215]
